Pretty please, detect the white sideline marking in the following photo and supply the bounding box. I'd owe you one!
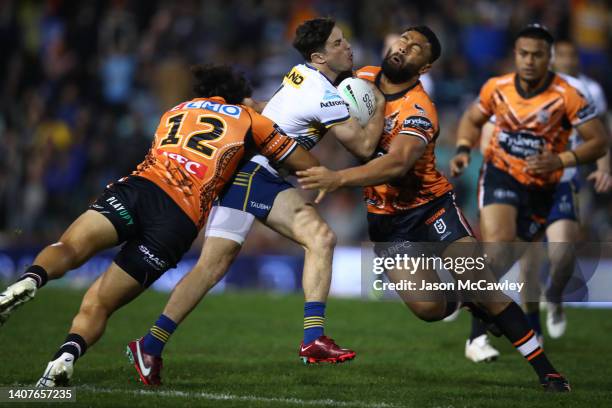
[81,386,399,408]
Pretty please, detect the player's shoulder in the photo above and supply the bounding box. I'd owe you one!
[550,73,587,102]
[356,66,381,83]
[482,72,515,90]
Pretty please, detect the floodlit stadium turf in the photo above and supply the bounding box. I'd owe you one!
[1,287,610,407]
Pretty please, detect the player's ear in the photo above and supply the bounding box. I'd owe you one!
[311,51,326,64]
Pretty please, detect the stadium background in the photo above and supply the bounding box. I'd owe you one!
[1,1,612,406]
[0,0,610,293]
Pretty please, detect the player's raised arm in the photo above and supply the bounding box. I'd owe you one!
[326,84,386,161]
[297,135,426,202]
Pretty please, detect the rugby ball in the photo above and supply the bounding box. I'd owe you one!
[337,77,376,126]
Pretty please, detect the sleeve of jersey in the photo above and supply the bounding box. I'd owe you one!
[397,109,437,145]
[477,79,496,117]
[318,95,351,129]
[250,112,299,163]
[565,86,598,127]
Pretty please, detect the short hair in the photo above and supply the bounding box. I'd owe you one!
[403,25,441,63]
[514,24,554,46]
[191,64,252,104]
[293,17,336,61]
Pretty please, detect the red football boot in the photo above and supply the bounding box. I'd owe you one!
[299,336,356,364]
[126,338,163,386]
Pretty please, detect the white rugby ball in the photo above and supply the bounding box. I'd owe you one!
[337,77,376,126]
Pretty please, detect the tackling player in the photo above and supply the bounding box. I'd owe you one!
[298,26,575,391]
[126,17,386,385]
[0,65,318,387]
[448,25,607,361]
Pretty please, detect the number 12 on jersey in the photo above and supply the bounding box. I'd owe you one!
[159,113,227,158]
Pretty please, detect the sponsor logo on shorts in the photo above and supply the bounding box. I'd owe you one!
[425,208,446,226]
[434,219,447,235]
[249,201,271,211]
[105,196,134,225]
[493,188,518,201]
[558,195,572,214]
[138,245,167,271]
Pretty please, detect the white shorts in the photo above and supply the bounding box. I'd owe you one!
[204,206,255,245]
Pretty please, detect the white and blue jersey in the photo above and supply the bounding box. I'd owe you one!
[205,64,351,242]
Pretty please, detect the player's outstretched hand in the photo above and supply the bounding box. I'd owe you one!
[587,170,612,193]
[449,153,470,177]
[297,166,341,204]
[525,150,563,175]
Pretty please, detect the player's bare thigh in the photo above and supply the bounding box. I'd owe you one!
[480,204,518,242]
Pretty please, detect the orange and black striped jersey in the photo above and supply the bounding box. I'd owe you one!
[356,66,453,214]
[478,72,597,187]
[133,97,298,229]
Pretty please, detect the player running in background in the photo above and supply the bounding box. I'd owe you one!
[126,17,386,386]
[521,38,611,341]
[0,65,318,387]
[448,25,608,362]
[298,25,574,392]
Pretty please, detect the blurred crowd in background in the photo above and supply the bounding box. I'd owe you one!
[0,0,610,253]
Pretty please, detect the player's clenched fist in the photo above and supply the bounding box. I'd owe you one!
[449,152,471,177]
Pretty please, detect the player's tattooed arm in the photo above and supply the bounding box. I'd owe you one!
[297,135,425,203]
[450,103,489,177]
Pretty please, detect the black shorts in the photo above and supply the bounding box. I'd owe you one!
[478,162,555,241]
[89,176,198,287]
[367,191,473,252]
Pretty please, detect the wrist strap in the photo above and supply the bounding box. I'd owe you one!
[456,145,471,155]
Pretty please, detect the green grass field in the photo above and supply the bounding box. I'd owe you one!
[0,287,610,407]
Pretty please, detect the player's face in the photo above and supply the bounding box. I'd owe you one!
[321,26,353,73]
[381,30,431,83]
[553,42,579,76]
[514,37,551,84]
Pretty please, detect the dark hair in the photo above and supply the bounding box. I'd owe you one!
[292,17,336,61]
[403,25,441,63]
[515,24,554,46]
[191,64,252,104]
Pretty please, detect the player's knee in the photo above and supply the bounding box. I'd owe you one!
[409,302,446,322]
[308,220,337,251]
[78,300,111,321]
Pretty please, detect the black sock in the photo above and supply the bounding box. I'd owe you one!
[19,265,48,288]
[443,301,458,318]
[53,333,88,362]
[470,316,488,341]
[493,302,557,380]
[526,311,542,336]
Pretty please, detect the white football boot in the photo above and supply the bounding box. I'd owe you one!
[546,302,567,339]
[0,277,37,327]
[465,334,500,363]
[36,353,74,387]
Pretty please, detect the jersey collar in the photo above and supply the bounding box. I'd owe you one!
[375,70,421,101]
[304,63,335,86]
[514,71,555,99]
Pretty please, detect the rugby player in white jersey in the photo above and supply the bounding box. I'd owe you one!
[125,17,386,385]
